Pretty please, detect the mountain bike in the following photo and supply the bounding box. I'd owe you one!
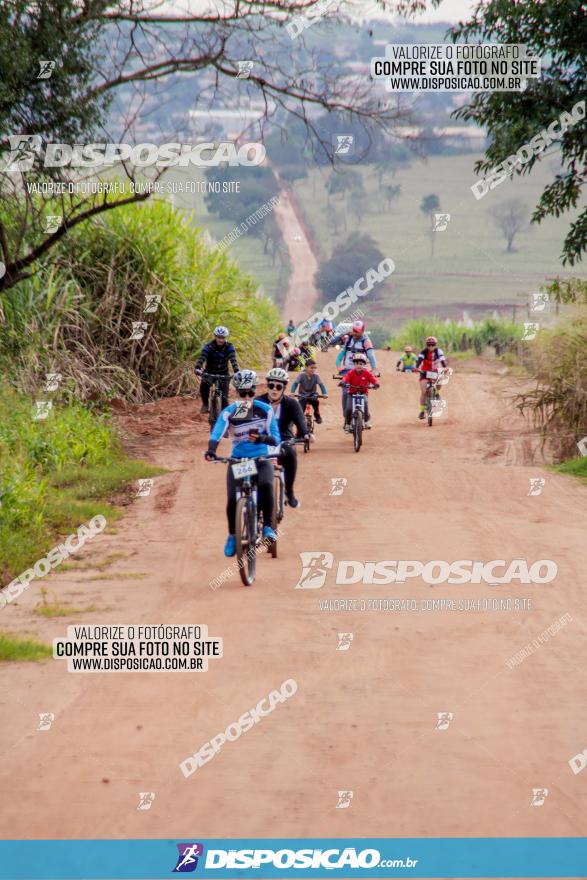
[423,367,451,427]
[201,372,228,426]
[341,383,379,452]
[294,394,327,452]
[213,452,279,585]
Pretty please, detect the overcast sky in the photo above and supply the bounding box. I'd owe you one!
[414,0,475,22]
[164,0,477,24]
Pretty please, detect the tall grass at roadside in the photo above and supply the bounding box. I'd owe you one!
[387,317,525,355]
[515,315,587,461]
[0,200,281,402]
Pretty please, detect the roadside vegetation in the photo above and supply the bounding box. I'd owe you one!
[0,632,52,663]
[0,199,280,403]
[0,198,280,596]
[0,385,162,584]
[516,279,587,462]
[387,317,525,356]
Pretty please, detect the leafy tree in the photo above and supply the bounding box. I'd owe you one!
[383,184,402,211]
[325,203,342,235]
[0,0,428,293]
[349,193,369,223]
[315,233,385,302]
[280,166,308,184]
[420,194,441,218]
[489,199,529,252]
[451,0,587,264]
[420,194,441,257]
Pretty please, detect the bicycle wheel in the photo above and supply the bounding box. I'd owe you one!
[235,496,256,585]
[270,477,280,558]
[426,387,434,427]
[353,411,363,452]
[209,390,221,426]
[275,472,285,523]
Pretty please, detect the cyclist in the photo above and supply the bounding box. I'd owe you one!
[286,319,296,336]
[291,359,328,424]
[272,332,290,368]
[330,320,377,421]
[341,353,379,431]
[415,336,449,420]
[396,345,418,372]
[298,339,317,366]
[195,326,239,413]
[205,370,281,556]
[256,368,310,509]
[287,346,304,372]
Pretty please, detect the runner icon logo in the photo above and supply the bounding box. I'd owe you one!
[294,552,334,589]
[336,790,353,809]
[38,713,54,731]
[173,843,204,873]
[333,134,354,156]
[435,712,453,730]
[530,292,550,312]
[531,788,548,806]
[528,477,546,496]
[336,632,353,651]
[137,792,155,810]
[432,213,451,231]
[329,477,348,496]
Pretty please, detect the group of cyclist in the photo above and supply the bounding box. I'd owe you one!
[197,322,449,556]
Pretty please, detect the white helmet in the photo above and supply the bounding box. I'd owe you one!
[266,368,289,384]
[214,326,229,338]
[232,369,257,391]
[352,353,367,364]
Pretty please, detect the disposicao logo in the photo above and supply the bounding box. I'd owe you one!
[173,843,204,872]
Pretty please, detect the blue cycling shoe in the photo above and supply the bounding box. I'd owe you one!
[262,526,277,542]
[224,535,236,557]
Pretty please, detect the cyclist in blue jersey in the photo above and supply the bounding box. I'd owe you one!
[205,370,281,557]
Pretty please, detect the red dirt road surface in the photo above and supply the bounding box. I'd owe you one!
[1,351,586,878]
[274,186,319,324]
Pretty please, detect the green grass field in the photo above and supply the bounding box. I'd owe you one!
[292,153,586,326]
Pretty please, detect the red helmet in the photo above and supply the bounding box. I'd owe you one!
[292,347,300,355]
[426,336,437,345]
[352,320,365,334]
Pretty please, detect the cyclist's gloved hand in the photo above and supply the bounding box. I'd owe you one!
[195,367,203,377]
[250,431,274,445]
[373,383,380,389]
[205,439,219,461]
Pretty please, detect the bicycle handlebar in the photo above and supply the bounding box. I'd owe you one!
[294,394,328,399]
[199,372,231,379]
[212,453,281,464]
[333,371,381,379]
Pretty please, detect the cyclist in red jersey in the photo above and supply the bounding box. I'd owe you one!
[415,336,449,420]
[341,353,380,431]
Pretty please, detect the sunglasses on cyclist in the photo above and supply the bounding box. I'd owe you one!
[267,382,285,390]
[237,389,255,398]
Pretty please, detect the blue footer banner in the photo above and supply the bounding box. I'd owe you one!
[0,838,586,879]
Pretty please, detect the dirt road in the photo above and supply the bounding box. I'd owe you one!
[1,352,587,867]
[274,186,319,324]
